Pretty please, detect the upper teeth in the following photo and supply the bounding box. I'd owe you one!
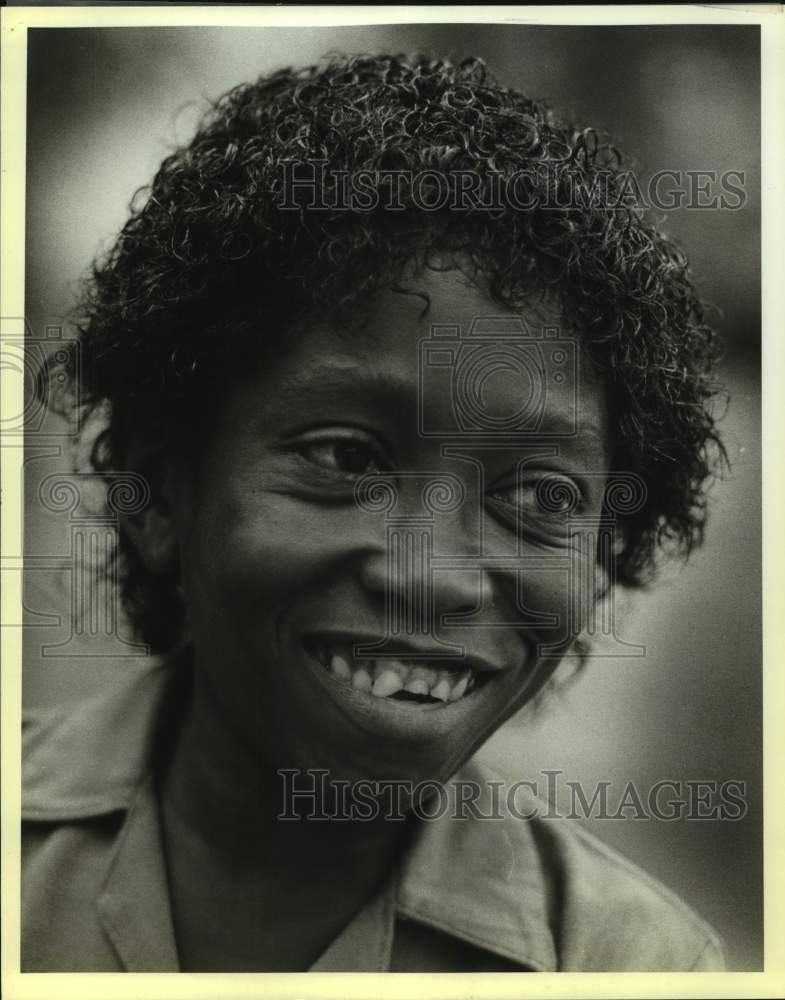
[313,643,477,703]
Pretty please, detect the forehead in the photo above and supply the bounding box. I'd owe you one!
[324,267,562,357]
[263,267,609,449]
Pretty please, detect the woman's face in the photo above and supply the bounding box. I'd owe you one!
[167,268,611,788]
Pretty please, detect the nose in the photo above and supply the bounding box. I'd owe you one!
[353,468,497,645]
[358,522,483,634]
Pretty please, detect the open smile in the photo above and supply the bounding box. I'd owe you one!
[294,630,530,744]
[305,635,491,704]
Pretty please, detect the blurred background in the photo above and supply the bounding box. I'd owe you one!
[22,24,761,969]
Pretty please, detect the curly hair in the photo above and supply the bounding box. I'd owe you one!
[58,52,726,652]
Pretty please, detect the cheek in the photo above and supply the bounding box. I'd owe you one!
[493,534,601,651]
[177,490,377,620]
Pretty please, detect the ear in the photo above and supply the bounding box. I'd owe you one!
[120,461,179,576]
[122,504,178,575]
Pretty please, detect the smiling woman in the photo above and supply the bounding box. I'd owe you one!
[22,52,728,972]
[153,273,610,791]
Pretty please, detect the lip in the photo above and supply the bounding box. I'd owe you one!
[305,631,508,676]
[296,630,519,745]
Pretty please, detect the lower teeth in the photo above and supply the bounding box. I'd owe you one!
[390,689,440,703]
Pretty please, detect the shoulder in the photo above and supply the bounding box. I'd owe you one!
[482,760,726,971]
[22,665,175,821]
[21,663,186,971]
[400,758,725,972]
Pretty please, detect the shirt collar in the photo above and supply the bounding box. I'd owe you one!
[96,774,180,971]
[23,660,556,971]
[397,766,556,970]
[22,660,176,821]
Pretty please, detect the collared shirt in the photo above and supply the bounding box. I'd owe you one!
[22,661,725,972]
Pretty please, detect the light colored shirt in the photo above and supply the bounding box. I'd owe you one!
[22,660,725,972]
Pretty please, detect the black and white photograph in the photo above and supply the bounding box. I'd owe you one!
[2,4,781,994]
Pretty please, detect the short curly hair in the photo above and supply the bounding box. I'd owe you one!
[58,53,725,653]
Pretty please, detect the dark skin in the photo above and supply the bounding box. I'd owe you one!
[131,266,611,970]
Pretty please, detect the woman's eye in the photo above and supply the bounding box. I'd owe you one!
[298,438,383,477]
[488,474,582,519]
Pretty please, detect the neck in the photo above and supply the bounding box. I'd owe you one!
[158,664,411,877]
[156,661,411,971]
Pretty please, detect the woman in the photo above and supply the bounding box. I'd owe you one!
[22,53,726,972]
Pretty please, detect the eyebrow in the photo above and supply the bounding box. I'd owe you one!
[270,360,419,408]
[531,415,606,442]
[268,360,606,444]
